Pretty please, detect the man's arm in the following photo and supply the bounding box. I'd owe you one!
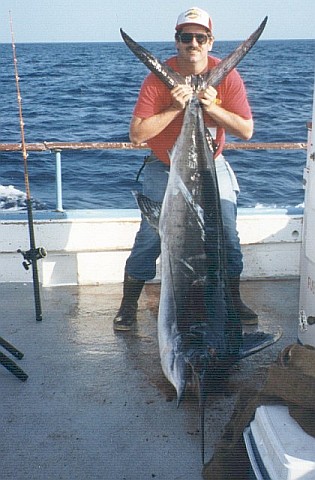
[198,85,254,141]
[130,84,193,145]
[130,108,180,145]
[130,82,253,144]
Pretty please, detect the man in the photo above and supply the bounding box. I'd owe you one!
[114,7,258,331]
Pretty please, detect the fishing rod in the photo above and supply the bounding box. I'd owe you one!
[0,336,28,381]
[9,12,46,322]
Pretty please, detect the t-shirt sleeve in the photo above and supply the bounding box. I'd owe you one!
[219,68,252,120]
[133,73,171,119]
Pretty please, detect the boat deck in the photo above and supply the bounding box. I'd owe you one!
[0,279,300,480]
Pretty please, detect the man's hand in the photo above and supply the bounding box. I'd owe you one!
[170,84,194,111]
[198,85,219,113]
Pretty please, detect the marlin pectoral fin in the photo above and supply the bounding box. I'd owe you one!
[132,191,162,230]
[120,28,186,89]
[204,16,268,87]
[239,327,282,359]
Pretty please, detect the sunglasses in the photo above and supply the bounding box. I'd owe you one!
[177,32,210,45]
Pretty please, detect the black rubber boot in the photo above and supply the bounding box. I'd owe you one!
[113,273,145,331]
[228,276,258,325]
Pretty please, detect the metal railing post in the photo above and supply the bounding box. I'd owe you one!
[55,149,63,212]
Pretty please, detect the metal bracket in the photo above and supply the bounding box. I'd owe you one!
[299,309,308,332]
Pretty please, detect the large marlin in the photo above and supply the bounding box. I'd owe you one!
[121,17,281,462]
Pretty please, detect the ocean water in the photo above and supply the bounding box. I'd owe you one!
[0,39,314,210]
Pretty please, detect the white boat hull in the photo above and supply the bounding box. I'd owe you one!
[0,207,302,286]
[298,83,315,348]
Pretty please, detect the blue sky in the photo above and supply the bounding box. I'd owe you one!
[0,0,314,43]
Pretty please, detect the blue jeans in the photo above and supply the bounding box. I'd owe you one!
[126,154,243,280]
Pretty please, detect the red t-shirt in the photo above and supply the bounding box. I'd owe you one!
[133,56,252,164]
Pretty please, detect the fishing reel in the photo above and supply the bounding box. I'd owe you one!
[17,247,47,271]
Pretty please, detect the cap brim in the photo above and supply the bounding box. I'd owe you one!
[175,22,211,31]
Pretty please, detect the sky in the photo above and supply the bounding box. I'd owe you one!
[0,0,314,43]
